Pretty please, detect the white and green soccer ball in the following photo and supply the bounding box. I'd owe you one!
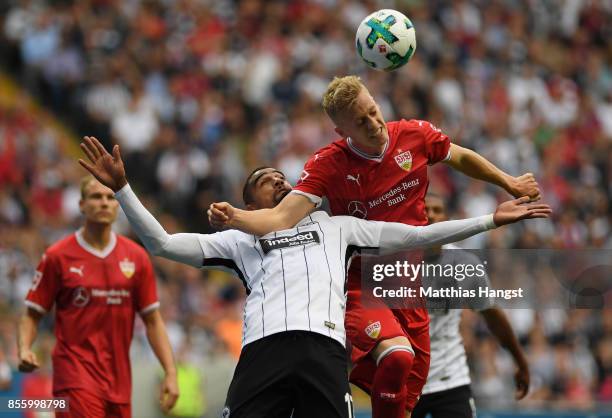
[355,9,416,72]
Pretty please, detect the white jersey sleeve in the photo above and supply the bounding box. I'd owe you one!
[331,215,497,250]
[116,183,249,269]
[115,184,205,267]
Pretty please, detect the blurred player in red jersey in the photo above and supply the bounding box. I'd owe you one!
[208,75,540,418]
[17,176,179,418]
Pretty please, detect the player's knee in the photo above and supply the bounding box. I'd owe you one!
[372,335,411,359]
[376,346,414,369]
[374,346,415,389]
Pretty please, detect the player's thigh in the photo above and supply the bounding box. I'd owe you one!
[346,301,406,394]
[293,334,353,418]
[428,385,476,418]
[54,389,106,418]
[405,324,431,412]
[345,300,406,365]
[223,334,295,418]
[225,382,293,418]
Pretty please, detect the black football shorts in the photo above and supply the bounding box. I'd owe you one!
[412,384,476,418]
[222,331,353,418]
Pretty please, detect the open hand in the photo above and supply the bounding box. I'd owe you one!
[78,136,128,192]
[493,196,552,226]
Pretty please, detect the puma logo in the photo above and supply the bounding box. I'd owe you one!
[346,174,360,186]
[69,266,84,277]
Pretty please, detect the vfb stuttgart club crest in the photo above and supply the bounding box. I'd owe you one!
[365,321,381,339]
[119,258,135,279]
[394,150,412,171]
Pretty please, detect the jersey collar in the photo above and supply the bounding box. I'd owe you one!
[75,228,117,259]
[346,137,388,162]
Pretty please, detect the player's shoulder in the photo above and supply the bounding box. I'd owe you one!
[45,233,78,257]
[388,118,432,134]
[214,229,248,243]
[308,210,332,223]
[199,229,249,250]
[308,139,350,164]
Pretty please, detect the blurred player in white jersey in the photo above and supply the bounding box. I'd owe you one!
[411,194,530,418]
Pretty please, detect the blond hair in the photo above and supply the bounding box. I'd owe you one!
[322,75,368,120]
[80,175,97,199]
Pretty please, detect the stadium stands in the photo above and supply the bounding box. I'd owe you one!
[0,0,610,416]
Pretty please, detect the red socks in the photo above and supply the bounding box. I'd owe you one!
[371,348,414,418]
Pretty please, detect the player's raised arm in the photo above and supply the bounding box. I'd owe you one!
[79,136,206,267]
[444,143,541,200]
[336,196,551,249]
[208,188,315,236]
[115,184,206,267]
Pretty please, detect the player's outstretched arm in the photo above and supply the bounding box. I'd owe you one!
[79,136,205,267]
[17,308,43,372]
[208,192,315,236]
[395,196,551,248]
[114,184,206,267]
[480,308,530,400]
[339,197,551,250]
[444,143,541,200]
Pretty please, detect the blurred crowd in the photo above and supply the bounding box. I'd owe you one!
[0,0,611,413]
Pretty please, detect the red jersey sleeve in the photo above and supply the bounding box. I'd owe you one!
[134,251,159,315]
[293,149,335,206]
[417,120,451,165]
[25,252,61,314]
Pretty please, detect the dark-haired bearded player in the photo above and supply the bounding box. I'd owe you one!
[208,75,540,418]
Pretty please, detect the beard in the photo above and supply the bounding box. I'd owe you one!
[274,189,291,204]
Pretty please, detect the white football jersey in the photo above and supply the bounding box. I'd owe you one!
[198,211,389,348]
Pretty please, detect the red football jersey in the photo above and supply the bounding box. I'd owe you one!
[25,230,159,404]
[293,119,451,324]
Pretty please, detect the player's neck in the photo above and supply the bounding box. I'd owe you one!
[348,137,387,157]
[82,222,114,250]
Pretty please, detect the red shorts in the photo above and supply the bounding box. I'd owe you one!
[345,294,431,411]
[54,389,131,418]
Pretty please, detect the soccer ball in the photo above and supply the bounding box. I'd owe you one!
[355,9,416,72]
